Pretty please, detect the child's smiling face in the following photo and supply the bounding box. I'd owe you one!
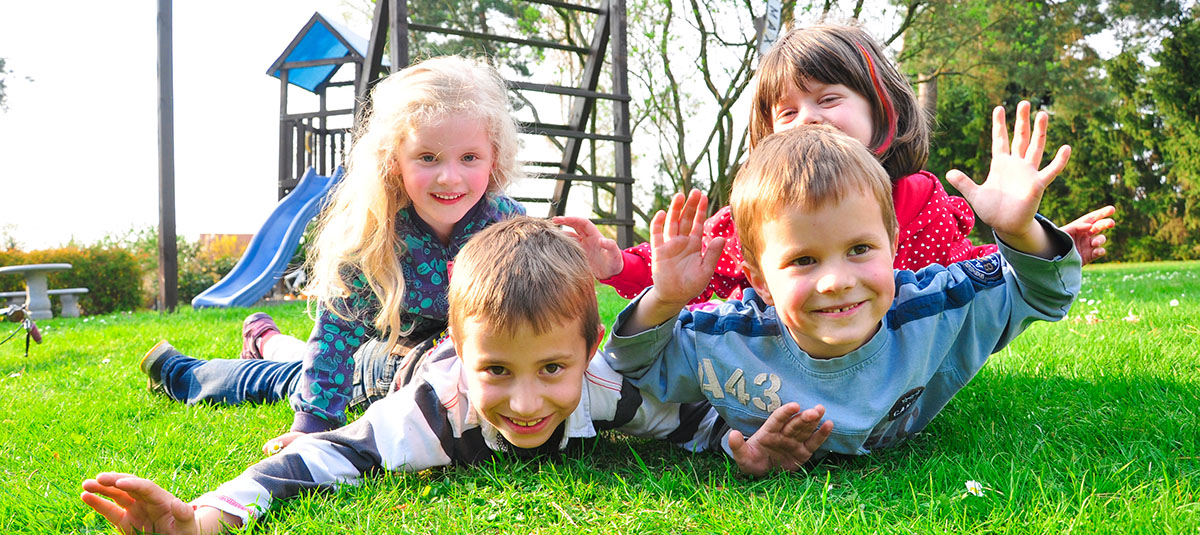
[770,81,874,148]
[742,188,896,358]
[455,316,600,449]
[396,116,495,244]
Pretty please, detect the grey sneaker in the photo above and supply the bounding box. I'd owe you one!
[140,340,176,394]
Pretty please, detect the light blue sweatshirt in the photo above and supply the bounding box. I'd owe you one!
[604,220,1082,455]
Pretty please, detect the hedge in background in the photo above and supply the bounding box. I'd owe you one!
[0,246,143,315]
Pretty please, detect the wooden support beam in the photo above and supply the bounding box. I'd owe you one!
[156,0,178,312]
[520,0,602,14]
[548,0,610,217]
[408,24,590,54]
[507,80,629,101]
[610,0,634,247]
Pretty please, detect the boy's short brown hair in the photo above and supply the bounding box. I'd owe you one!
[732,125,897,271]
[448,216,600,352]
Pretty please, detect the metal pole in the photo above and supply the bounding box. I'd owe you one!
[157,0,178,312]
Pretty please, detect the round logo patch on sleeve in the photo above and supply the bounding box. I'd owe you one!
[960,254,1004,287]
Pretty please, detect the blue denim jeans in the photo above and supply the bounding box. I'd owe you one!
[157,328,443,410]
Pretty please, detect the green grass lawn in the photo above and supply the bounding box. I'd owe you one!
[2,262,1198,533]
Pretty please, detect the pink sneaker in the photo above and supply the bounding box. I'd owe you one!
[240,312,280,359]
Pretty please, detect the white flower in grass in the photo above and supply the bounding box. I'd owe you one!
[7,372,19,378]
[1169,299,1180,307]
[1122,310,1140,323]
[101,358,111,364]
[965,480,985,497]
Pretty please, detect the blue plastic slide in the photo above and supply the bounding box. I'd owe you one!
[192,167,343,308]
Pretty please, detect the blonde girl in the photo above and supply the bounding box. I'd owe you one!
[139,55,525,446]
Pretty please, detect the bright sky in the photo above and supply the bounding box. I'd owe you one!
[0,0,366,250]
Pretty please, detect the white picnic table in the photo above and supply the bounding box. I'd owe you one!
[0,263,72,320]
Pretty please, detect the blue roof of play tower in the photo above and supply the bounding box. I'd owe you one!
[266,12,372,93]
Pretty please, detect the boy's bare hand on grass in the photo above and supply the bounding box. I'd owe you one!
[1062,205,1116,264]
[553,215,624,280]
[82,472,233,535]
[728,403,833,477]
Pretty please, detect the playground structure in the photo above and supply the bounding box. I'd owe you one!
[191,167,342,308]
[356,0,638,247]
[195,1,637,307]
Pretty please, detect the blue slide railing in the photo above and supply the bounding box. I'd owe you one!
[191,167,343,308]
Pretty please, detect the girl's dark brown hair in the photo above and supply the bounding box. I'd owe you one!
[749,23,929,179]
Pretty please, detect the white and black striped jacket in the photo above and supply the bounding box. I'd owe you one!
[193,340,729,523]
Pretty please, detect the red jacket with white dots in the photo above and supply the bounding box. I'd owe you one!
[600,170,998,303]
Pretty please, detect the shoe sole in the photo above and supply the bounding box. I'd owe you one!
[141,340,176,393]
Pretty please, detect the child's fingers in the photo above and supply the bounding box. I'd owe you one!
[944,169,979,201]
[83,478,138,510]
[170,497,197,526]
[664,192,685,240]
[80,491,132,531]
[115,477,174,506]
[1036,145,1072,185]
[690,191,709,239]
[761,402,801,436]
[677,190,702,238]
[726,429,748,455]
[784,404,827,440]
[1012,101,1031,158]
[702,237,727,274]
[1026,110,1049,166]
[649,210,667,250]
[804,420,834,453]
[552,216,595,238]
[1077,205,1117,227]
[992,106,1010,156]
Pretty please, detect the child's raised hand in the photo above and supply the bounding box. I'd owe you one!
[648,190,726,308]
[946,101,1071,257]
[81,472,229,534]
[727,403,833,477]
[1062,205,1116,264]
[553,215,624,280]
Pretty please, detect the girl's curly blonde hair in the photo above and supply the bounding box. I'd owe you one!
[304,55,520,352]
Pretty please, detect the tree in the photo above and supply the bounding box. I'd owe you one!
[1146,9,1200,258]
[624,0,930,227]
[899,0,1197,260]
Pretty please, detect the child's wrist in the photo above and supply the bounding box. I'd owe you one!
[644,288,690,315]
[194,505,241,533]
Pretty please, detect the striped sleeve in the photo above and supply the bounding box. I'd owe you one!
[584,356,727,454]
[193,352,474,523]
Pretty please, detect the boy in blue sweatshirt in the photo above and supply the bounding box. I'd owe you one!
[604,105,1081,456]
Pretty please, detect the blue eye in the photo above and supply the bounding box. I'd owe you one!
[462,154,478,162]
[420,154,436,163]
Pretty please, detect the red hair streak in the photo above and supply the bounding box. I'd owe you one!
[857,42,896,155]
